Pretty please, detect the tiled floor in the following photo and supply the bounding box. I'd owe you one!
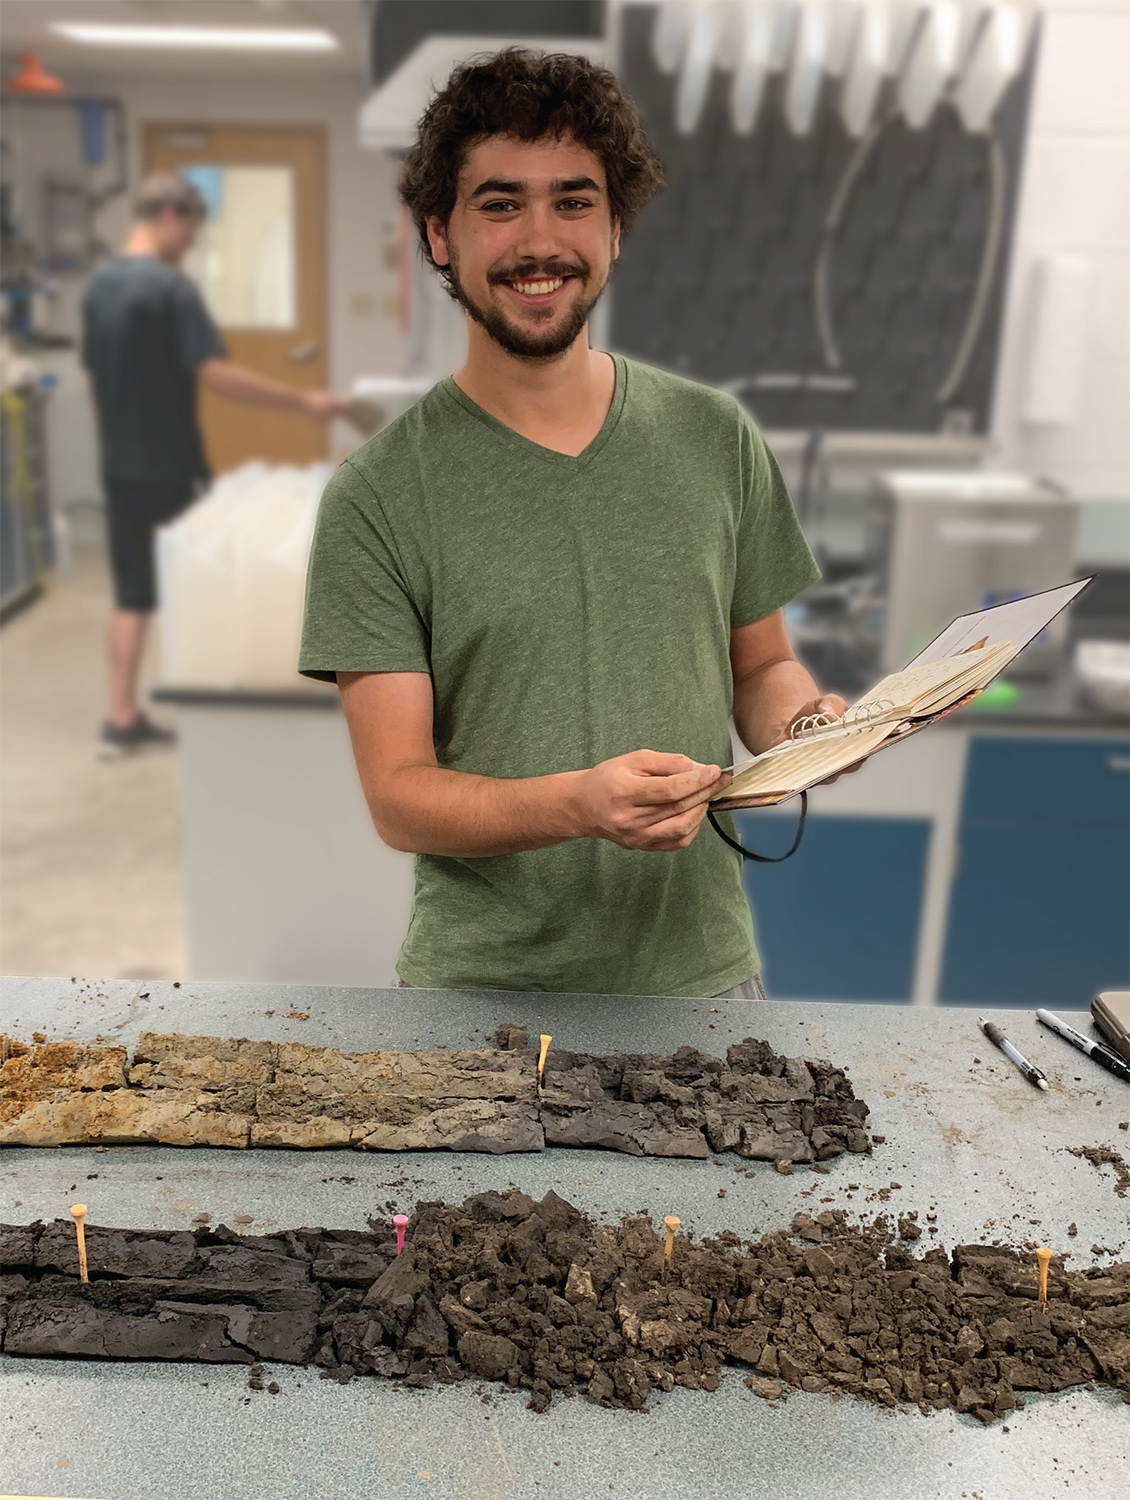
[0,544,187,980]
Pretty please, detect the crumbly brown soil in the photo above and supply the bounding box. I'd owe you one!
[0,1028,871,1163]
[3,1193,1126,1422]
[1067,1145,1130,1198]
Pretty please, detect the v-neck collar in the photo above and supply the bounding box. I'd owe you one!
[439,353,627,470]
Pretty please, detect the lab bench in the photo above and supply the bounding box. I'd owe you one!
[151,684,412,989]
[155,664,1128,1005]
[739,713,1129,1007]
[1,976,1127,1500]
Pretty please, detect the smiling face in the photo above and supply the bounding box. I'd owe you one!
[425,134,621,361]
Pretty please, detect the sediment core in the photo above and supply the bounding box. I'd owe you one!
[0,1026,872,1162]
[2,1192,1126,1421]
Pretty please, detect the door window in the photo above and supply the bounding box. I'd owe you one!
[181,164,295,329]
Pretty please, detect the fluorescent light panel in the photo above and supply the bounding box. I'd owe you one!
[50,23,339,52]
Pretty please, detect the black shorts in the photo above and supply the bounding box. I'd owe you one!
[104,478,196,612]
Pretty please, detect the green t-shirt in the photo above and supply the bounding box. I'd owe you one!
[300,354,819,996]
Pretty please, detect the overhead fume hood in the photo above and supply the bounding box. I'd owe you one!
[358,1,607,152]
[358,3,1041,154]
[649,0,1039,139]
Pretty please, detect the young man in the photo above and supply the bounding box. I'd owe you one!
[82,171,345,758]
[300,50,844,998]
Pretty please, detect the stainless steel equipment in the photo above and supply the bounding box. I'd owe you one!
[875,471,1080,674]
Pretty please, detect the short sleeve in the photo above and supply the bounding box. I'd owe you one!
[299,459,431,683]
[171,277,226,370]
[729,414,821,627]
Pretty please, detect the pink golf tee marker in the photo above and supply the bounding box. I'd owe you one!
[393,1213,409,1255]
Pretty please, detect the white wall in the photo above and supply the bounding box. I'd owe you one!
[990,0,1130,530]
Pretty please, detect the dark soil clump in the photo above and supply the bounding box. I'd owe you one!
[3,1194,1127,1422]
[539,1036,870,1163]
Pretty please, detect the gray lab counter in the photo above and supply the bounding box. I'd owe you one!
[151,684,414,988]
[2,977,1128,1500]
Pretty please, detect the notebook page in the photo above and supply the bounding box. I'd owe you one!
[786,641,1014,745]
[901,640,1015,716]
[844,643,1010,722]
[726,643,1011,776]
[720,723,897,800]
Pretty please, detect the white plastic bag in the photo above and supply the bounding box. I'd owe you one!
[158,461,331,689]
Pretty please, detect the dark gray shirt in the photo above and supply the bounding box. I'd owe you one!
[81,255,226,486]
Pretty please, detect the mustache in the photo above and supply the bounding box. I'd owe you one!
[487,259,587,286]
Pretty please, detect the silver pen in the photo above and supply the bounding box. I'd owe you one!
[978,1016,1048,1090]
[1036,1009,1130,1086]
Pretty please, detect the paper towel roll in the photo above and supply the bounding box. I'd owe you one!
[1020,254,1092,426]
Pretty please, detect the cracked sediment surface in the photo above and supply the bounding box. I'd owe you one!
[2,1194,1127,1420]
[0,1027,872,1162]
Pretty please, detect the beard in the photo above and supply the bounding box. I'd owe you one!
[446,253,608,361]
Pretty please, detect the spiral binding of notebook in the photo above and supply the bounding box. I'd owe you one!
[788,699,895,740]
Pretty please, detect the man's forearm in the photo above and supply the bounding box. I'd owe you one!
[366,763,589,857]
[732,656,824,754]
[197,358,305,411]
[338,672,726,857]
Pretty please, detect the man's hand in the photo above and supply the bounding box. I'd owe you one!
[300,389,349,422]
[782,693,867,787]
[777,693,847,747]
[569,750,731,851]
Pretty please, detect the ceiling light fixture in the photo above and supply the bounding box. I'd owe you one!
[50,23,340,53]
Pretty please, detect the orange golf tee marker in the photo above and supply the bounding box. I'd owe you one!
[663,1215,680,1265]
[1036,1246,1053,1308]
[537,1035,552,1080]
[70,1203,89,1283]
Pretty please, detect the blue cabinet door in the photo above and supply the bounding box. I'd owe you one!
[958,737,1130,823]
[735,813,930,1002]
[939,820,1130,1006]
[940,736,1130,1008]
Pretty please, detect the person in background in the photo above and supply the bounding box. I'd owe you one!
[301,49,846,999]
[82,171,346,759]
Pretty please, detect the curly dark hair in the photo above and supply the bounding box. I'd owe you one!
[399,48,664,289]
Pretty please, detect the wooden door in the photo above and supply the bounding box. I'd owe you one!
[143,124,327,472]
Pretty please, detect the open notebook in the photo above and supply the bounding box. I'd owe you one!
[712,578,1092,810]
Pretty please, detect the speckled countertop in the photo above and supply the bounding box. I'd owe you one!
[2,977,1128,1500]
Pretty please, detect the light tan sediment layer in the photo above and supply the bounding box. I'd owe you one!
[0,1028,871,1160]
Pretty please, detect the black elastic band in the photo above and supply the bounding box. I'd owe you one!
[708,790,808,863]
